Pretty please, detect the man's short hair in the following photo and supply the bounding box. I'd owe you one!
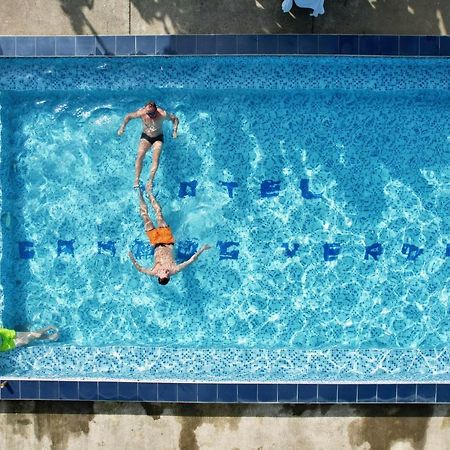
[158,277,170,285]
[146,100,157,107]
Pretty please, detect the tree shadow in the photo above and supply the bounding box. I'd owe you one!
[317,0,450,35]
[58,0,98,35]
[130,0,313,34]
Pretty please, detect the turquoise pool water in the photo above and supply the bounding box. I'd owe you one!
[0,57,448,381]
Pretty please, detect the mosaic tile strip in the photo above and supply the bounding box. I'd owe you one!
[0,56,449,93]
[1,346,448,383]
[0,35,449,58]
[1,380,448,403]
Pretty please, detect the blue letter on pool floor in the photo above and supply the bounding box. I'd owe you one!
[98,241,116,256]
[217,241,239,260]
[261,180,281,198]
[57,239,75,257]
[177,240,198,261]
[179,180,198,198]
[402,244,423,261]
[18,241,35,259]
[219,181,238,198]
[132,240,154,259]
[300,179,322,199]
[324,243,341,261]
[282,243,300,257]
[365,243,383,261]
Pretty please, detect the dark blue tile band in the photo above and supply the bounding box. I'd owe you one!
[39,381,59,400]
[16,37,35,57]
[98,382,118,401]
[59,381,79,400]
[36,37,56,56]
[237,35,257,54]
[298,384,317,402]
[299,35,318,54]
[258,35,277,55]
[197,35,216,55]
[377,384,396,403]
[55,36,75,56]
[278,35,297,54]
[338,384,357,403]
[176,35,196,55]
[116,36,135,56]
[158,383,177,402]
[136,36,155,55]
[76,36,95,56]
[217,384,237,402]
[318,384,337,403]
[0,37,15,56]
[118,382,138,401]
[439,36,450,56]
[400,36,419,56]
[1,380,20,399]
[0,34,449,58]
[216,35,237,54]
[420,36,439,56]
[79,382,98,401]
[0,382,448,403]
[95,36,115,56]
[137,383,157,401]
[339,35,358,55]
[436,384,450,403]
[198,383,217,402]
[397,384,416,403]
[237,384,257,402]
[258,384,277,402]
[20,381,39,399]
[358,384,377,403]
[318,35,339,54]
[359,35,379,55]
[416,384,436,403]
[278,384,297,403]
[178,383,198,402]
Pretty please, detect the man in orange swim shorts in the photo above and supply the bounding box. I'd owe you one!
[128,187,211,285]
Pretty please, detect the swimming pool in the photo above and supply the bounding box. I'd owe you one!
[0,56,449,383]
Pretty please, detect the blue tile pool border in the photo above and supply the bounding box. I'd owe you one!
[1,34,450,57]
[0,381,448,403]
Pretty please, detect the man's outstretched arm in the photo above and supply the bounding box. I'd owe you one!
[128,251,155,276]
[168,113,179,138]
[173,244,211,274]
[118,110,142,135]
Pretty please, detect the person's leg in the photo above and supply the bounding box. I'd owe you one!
[15,326,59,347]
[147,190,168,228]
[138,187,155,231]
[146,141,163,194]
[134,139,152,188]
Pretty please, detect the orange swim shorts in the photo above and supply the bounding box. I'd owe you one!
[146,227,175,246]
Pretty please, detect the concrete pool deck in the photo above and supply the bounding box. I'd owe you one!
[0,1,449,449]
[0,0,449,36]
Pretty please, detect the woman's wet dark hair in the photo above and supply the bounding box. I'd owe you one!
[158,277,170,285]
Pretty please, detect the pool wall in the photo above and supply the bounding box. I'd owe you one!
[0,34,449,403]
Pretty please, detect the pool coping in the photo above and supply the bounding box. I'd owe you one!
[0,34,449,57]
[0,34,449,404]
